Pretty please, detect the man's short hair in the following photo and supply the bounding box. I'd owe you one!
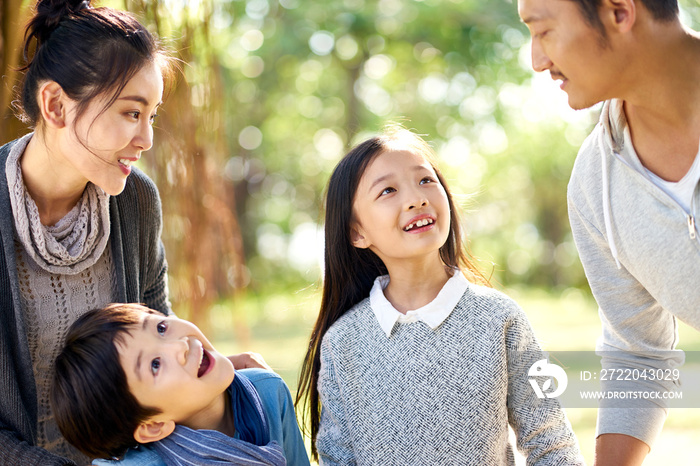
[51,304,162,459]
[570,0,679,36]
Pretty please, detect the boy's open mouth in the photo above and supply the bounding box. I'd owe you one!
[197,349,212,377]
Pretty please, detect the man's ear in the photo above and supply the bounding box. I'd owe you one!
[37,81,69,129]
[133,419,176,444]
[601,0,636,34]
[350,224,370,249]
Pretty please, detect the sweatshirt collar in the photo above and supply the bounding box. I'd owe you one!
[370,270,468,337]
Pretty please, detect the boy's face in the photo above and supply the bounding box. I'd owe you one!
[117,312,235,429]
[518,0,626,110]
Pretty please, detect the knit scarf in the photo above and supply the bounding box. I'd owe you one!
[151,371,287,466]
[6,133,110,274]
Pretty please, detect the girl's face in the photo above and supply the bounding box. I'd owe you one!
[351,148,451,268]
[56,61,164,196]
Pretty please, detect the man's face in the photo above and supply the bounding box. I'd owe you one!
[518,0,622,109]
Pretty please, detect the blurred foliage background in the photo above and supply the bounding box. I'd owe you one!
[2,0,698,325]
[3,1,700,463]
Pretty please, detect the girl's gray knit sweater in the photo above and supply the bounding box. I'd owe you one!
[317,282,584,466]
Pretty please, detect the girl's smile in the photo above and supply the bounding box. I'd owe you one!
[403,214,436,232]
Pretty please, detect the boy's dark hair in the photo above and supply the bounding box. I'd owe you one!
[19,0,173,128]
[295,126,490,460]
[51,303,162,459]
[569,0,678,37]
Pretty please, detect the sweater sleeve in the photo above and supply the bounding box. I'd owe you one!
[504,308,585,466]
[0,428,76,466]
[141,237,169,315]
[135,171,171,315]
[0,139,77,465]
[115,169,171,315]
[316,337,356,466]
[568,196,682,446]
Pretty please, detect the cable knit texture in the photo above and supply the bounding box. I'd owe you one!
[6,134,115,463]
[317,283,584,466]
[0,136,171,466]
[17,243,113,463]
[6,133,111,274]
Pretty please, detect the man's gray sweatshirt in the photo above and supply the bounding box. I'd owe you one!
[568,99,700,447]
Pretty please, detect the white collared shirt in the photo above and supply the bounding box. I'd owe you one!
[369,270,468,337]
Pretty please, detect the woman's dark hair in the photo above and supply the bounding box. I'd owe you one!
[295,127,489,459]
[51,303,162,459]
[19,0,172,128]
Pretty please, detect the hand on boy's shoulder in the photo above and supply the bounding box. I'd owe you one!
[228,351,272,370]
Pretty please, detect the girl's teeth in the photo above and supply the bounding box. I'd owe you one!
[119,159,132,167]
[405,218,433,230]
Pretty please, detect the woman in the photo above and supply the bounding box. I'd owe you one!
[0,1,261,464]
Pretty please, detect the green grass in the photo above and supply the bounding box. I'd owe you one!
[212,285,700,465]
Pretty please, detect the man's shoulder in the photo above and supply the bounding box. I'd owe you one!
[568,122,608,208]
[572,123,604,173]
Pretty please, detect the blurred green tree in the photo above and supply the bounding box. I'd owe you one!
[2,0,699,324]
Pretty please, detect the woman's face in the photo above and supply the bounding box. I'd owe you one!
[57,61,164,196]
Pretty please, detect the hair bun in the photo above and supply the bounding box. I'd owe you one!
[31,0,92,44]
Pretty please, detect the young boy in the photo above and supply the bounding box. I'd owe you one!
[51,303,310,466]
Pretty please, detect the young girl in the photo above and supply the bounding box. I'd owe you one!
[297,128,584,465]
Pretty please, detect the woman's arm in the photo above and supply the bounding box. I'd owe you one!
[130,169,171,315]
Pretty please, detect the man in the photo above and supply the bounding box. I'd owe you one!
[517,0,700,465]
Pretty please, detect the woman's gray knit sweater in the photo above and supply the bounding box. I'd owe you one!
[317,283,584,466]
[0,137,171,465]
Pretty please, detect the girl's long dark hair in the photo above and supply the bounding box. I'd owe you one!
[295,128,489,459]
